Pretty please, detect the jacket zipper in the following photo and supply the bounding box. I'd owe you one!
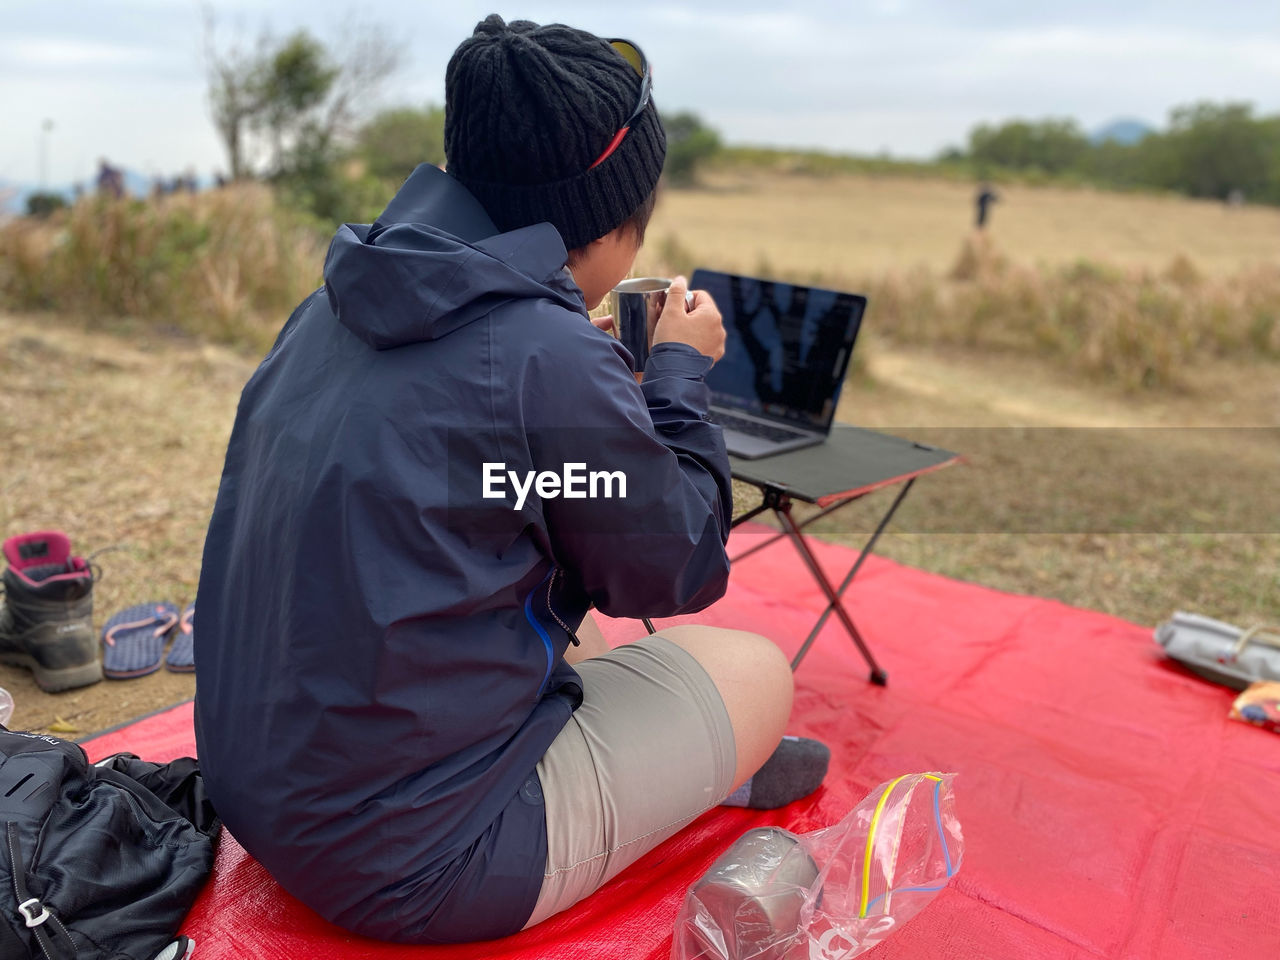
[545,568,578,643]
[523,569,557,699]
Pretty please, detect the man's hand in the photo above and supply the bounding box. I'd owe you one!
[651,275,725,363]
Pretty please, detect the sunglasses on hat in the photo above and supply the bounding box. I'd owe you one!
[588,39,653,171]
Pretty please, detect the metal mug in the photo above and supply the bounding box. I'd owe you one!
[681,826,821,960]
[608,277,694,373]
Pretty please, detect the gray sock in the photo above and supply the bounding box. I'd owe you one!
[721,736,830,809]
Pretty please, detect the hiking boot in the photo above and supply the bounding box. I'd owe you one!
[0,531,103,692]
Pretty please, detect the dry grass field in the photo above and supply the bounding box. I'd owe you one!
[633,172,1280,391]
[638,168,1280,279]
[1,170,1277,736]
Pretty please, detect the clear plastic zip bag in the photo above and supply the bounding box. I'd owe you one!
[672,772,961,960]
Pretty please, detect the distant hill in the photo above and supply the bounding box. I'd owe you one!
[1091,119,1155,146]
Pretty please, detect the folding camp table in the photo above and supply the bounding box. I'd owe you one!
[726,425,959,685]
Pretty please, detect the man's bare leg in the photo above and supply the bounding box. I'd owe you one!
[565,614,794,791]
[650,624,794,792]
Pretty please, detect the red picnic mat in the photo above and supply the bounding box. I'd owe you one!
[82,525,1280,958]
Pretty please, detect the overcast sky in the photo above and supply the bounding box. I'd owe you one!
[4,0,1280,186]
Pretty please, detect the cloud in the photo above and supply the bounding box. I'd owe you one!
[648,5,816,44]
[3,0,1280,182]
[984,25,1280,67]
[4,38,153,69]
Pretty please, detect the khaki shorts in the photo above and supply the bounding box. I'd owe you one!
[522,633,737,928]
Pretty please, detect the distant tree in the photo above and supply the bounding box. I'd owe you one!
[1159,102,1275,201]
[968,118,1090,174]
[203,10,403,183]
[203,10,268,180]
[662,112,722,186]
[255,32,339,177]
[992,101,1280,205]
[1078,137,1150,188]
[358,105,446,183]
[1260,115,1280,204]
[25,192,67,218]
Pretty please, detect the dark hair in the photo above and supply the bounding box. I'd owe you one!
[566,186,659,267]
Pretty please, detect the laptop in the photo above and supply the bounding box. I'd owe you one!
[692,268,866,460]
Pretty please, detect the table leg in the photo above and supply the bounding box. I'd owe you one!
[776,505,889,685]
[730,501,772,529]
[670,477,916,678]
[730,493,865,563]
[799,478,916,655]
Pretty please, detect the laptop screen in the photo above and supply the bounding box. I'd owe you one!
[692,269,866,431]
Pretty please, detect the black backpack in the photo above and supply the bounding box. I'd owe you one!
[0,728,219,960]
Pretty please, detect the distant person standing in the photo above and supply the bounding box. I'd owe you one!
[96,158,124,198]
[975,181,999,229]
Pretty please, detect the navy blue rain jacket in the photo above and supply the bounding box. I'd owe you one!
[193,164,733,943]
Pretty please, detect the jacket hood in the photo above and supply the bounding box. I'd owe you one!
[323,164,587,349]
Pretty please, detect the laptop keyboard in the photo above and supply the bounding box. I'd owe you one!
[709,410,809,444]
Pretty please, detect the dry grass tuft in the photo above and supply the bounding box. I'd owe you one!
[0,187,326,353]
[947,232,1010,281]
[646,226,1280,391]
[6,173,1278,393]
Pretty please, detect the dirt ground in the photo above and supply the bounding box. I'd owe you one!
[1,311,1276,737]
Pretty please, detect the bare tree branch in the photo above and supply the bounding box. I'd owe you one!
[321,18,406,148]
[202,5,271,180]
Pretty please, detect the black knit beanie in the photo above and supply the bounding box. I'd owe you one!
[444,14,666,251]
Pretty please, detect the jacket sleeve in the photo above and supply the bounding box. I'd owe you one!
[517,315,733,620]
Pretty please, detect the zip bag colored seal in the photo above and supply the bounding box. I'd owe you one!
[672,772,962,960]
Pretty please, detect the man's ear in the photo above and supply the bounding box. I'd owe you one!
[569,227,622,268]
[566,240,595,269]
[591,227,623,249]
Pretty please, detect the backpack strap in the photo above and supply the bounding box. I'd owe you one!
[5,822,76,960]
[1233,624,1280,656]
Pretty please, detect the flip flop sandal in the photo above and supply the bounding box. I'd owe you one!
[165,602,196,673]
[102,602,179,679]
